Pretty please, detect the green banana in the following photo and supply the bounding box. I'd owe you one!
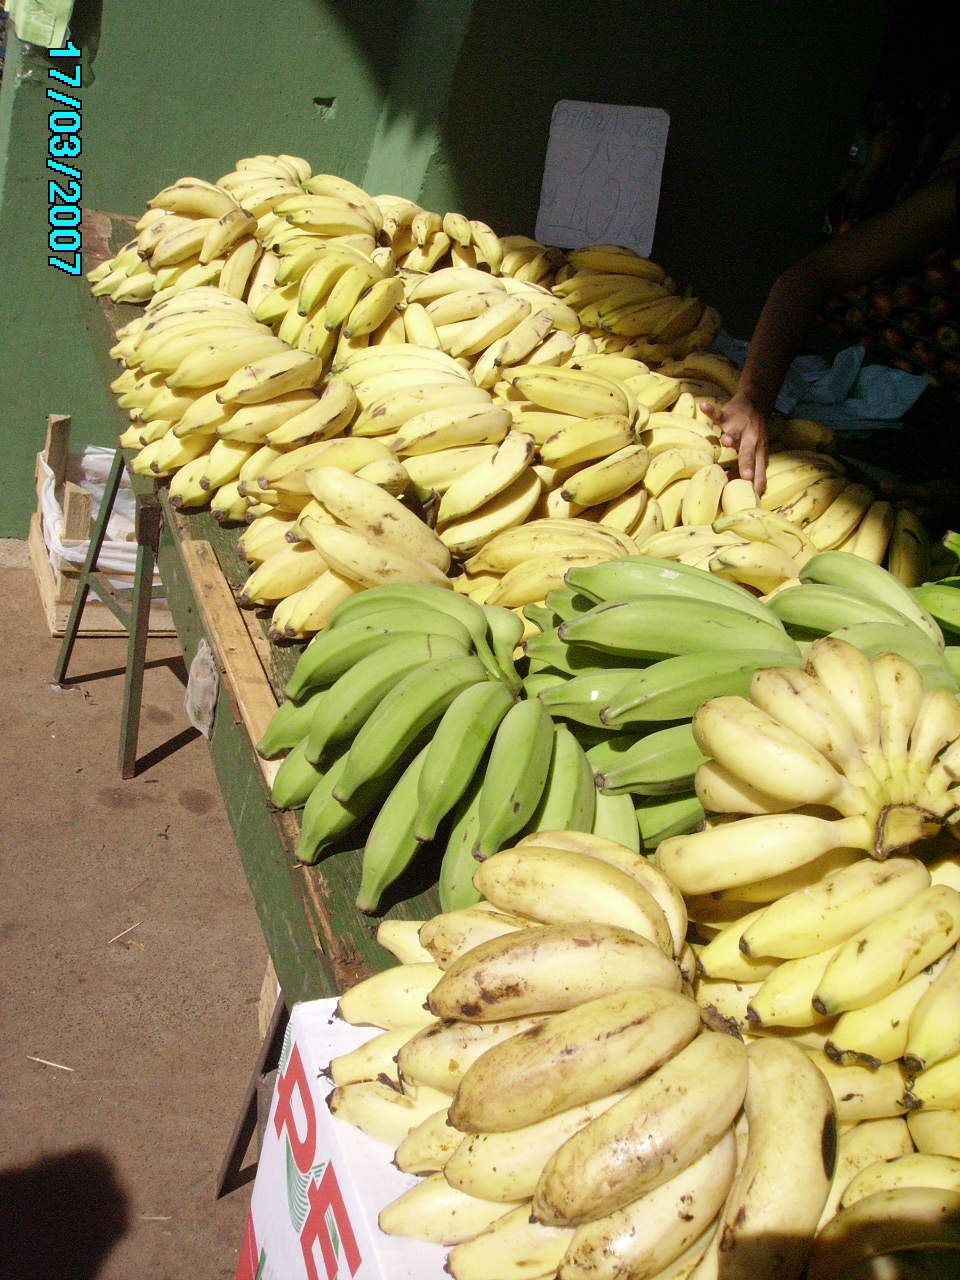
[800,550,944,649]
[523,627,648,677]
[295,750,393,865]
[913,583,960,638]
[538,667,635,727]
[437,768,485,912]
[355,744,430,913]
[635,793,705,847]
[284,608,475,699]
[566,556,782,626]
[522,670,568,698]
[542,586,599,622]
[475,697,555,860]
[333,655,488,803]
[768,582,932,639]
[414,680,516,842]
[324,583,506,686]
[589,723,707,795]
[591,787,642,852]
[256,687,326,758]
[557,598,800,662]
[601,648,801,727]
[829,622,957,692]
[522,601,557,634]
[270,735,324,809]
[304,633,468,764]
[480,603,524,690]
[529,724,597,834]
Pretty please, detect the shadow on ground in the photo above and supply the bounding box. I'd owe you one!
[0,1147,129,1280]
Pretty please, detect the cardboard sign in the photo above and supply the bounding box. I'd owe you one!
[237,1000,448,1280]
[535,100,669,257]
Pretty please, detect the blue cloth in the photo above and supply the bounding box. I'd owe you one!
[710,332,929,431]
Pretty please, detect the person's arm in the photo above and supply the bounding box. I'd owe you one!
[701,171,958,495]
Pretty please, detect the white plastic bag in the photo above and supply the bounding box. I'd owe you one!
[184,639,219,739]
[37,446,163,592]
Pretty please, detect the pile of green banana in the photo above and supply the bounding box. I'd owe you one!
[261,578,618,913]
[516,554,806,846]
[259,556,817,911]
[320,835,864,1280]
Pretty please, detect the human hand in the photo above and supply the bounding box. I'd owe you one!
[699,393,769,496]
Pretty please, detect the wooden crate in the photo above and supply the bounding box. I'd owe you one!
[29,414,177,638]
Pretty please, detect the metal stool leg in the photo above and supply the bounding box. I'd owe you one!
[52,446,126,685]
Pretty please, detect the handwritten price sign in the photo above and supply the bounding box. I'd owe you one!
[535,101,669,258]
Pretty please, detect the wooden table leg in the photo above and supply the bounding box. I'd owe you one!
[119,495,162,779]
[216,997,290,1199]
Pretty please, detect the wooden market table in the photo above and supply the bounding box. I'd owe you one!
[76,210,440,1012]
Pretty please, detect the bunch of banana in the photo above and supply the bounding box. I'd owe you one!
[549,246,720,365]
[109,292,355,528]
[402,267,580,379]
[93,165,284,305]
[804,1109,960,1274]
[257,582,536,874]
[454,517,641,615]
[88,234,164,305]
[649,637,960,1146]
[112,288,298,488]
[472,557,803,844]
[752,449,931,585]
[324,843,852,1280]
[767,411,838,454]
[494,234,567,288]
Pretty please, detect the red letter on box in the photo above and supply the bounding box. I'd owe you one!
[273,1042,317,1175]
[234,1210,260,1280]
[300,1162,362,1280]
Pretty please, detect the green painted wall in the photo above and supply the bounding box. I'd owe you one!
[0,32,114,538]
[0,0,409,536]
[0,0,892,536]
[419,1,894,339]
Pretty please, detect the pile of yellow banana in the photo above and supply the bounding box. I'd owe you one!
[326,830,847,1280]
[95,151,937,636]
[628,443,932,593]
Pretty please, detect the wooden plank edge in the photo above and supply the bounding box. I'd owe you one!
[178,538,279,780]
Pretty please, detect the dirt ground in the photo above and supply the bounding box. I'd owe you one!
[0,542,269,1279]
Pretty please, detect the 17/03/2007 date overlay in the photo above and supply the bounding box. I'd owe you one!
[46,40,83,276]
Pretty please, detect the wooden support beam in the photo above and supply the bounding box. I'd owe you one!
[60,481,92,546]
[43,413,72,490]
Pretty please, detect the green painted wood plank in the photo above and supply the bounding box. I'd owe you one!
[156,507,339,1003]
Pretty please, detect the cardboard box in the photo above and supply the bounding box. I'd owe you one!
[236,999,448,1280]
